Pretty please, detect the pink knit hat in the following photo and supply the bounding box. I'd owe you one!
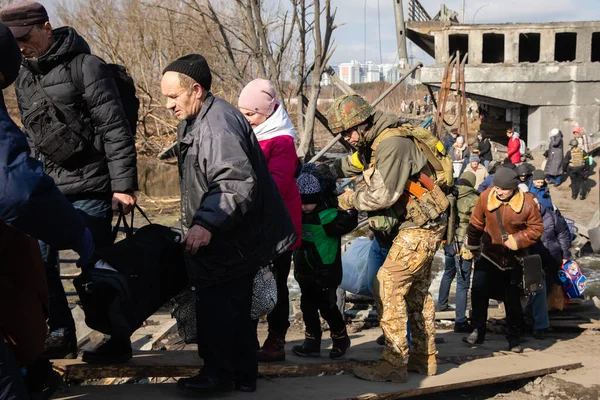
[238,79,277,116]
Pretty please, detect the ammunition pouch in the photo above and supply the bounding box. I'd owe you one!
[368,207,399,233]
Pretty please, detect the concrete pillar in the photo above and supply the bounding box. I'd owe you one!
[435,33,449,64]
[470,31,483,65]
[527,106,544,149]
[540,30,555,62]
[576,29,592,62]
[505,31,519,64]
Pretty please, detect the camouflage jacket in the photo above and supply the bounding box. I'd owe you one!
[334,111,429,245]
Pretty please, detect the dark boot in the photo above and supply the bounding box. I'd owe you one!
[82,338,132,364]
[43,328,77,359]
[329,329,351,360]
[376,334,386,346]
[177,371,234,394]
[508,336,523,353]
[454,321,474,333]
[292,332,321,357]
[25,358,61,400]
[256,330,286,362]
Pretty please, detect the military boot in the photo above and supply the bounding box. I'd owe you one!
[353,360,408,383]
[407,354,437,376]
[329,329,351,360]
[256,330,286,362]
[292,332,321,357]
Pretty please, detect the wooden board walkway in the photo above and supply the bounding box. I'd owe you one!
[53,352,582,400]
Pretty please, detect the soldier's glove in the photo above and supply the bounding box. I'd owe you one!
[337,188,355,211]
[460,246,474,261]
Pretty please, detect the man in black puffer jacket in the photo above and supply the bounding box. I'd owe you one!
[1,1,138,361]
[161,54,297,395]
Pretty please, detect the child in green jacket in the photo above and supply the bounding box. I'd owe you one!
[292,163,358,359]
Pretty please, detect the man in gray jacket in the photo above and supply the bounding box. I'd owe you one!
[160,54,296,395]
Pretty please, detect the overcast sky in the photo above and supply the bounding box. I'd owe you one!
[330,0,600,66]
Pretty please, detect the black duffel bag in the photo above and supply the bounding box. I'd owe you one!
[74,206,188,337]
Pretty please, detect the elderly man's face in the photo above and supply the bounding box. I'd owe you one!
[161,71,203,121]
[16,23,53,59]
[470,161,479,170]
[495,187,515,200]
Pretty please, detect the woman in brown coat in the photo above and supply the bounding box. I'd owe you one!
[464,168,544,352]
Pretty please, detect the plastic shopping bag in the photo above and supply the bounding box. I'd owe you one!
[340,237,374,296]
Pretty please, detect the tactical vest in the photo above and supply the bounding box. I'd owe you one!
[569,148,585,168]
[366,126,450,229]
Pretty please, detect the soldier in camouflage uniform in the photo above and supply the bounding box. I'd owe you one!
[326,94,448,383]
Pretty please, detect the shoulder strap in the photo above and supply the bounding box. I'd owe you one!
[495,208,508,242]
[69,53,87,94]
[371,127,405,152]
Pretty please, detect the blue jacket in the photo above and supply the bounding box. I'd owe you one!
[478,173,494,193]
[0,92,85,250]
[528,182,554,211]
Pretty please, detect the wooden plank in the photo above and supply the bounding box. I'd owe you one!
[52,352,582,400]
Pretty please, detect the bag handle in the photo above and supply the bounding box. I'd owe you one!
[111,203,152,241]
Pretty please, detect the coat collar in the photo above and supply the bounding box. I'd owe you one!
[487,188,524,213]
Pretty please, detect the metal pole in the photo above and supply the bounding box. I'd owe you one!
[462,0,466,23]
[393,0,409,69]
[371,62,422,107]
[310,62,423,164]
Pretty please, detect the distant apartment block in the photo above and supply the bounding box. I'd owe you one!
[322,61,402,86]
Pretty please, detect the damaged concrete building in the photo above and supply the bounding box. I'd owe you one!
[406,10,600,149]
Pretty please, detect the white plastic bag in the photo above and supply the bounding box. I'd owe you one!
[340,237,373,296]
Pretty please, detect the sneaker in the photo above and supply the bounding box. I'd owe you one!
[435,304,455,312]
[454,321,474,333]
[292,333,321,357]
[462,330,484,345]
[82,338,132,364]
[354,360,408,383]
[508,337,523,353]
[329,329,351,360]
[43,328,77,359]
[177,372,234,394]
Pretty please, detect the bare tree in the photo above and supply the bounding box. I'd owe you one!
[295,0,337,160]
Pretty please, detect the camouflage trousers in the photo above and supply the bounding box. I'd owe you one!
[374,226,445,367]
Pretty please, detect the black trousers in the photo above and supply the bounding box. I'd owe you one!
[195,274,257,383]
[471,257,523,341]
[568,167,587,198]
[266,252,292,335]
[299,282,345,336]
[0,336,28,400]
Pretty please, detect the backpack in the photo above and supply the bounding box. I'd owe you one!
[70,54,140,136]
[371,124,454,189]
[519,138,526,156]
[558,260,587,299]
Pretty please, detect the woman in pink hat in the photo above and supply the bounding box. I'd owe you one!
[238,79,302,362]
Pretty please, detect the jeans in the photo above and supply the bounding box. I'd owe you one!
[438,243,472,324]
[526,281,549,330]
[266,252,292,335]
[367,238,390,297]
[195,275,256,383]
[483,160,491,170]
[368,238,411,345]
[0,337,27,400]
[39,198,113,332]
[547,175,562,185]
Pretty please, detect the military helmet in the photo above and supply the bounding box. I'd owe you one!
[326,94,374,134]
[569,138,579,147]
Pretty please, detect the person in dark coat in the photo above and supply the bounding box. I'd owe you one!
[476,130,493,169]
[478,161,499,193]
[544,128,564,186]
[443,128,459,154]
[0,1,139,360]
[292,164,357,360]
[527,202,571,339]
[160,54,297,395]
[0,21,93,400]
[516,163,534,192]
